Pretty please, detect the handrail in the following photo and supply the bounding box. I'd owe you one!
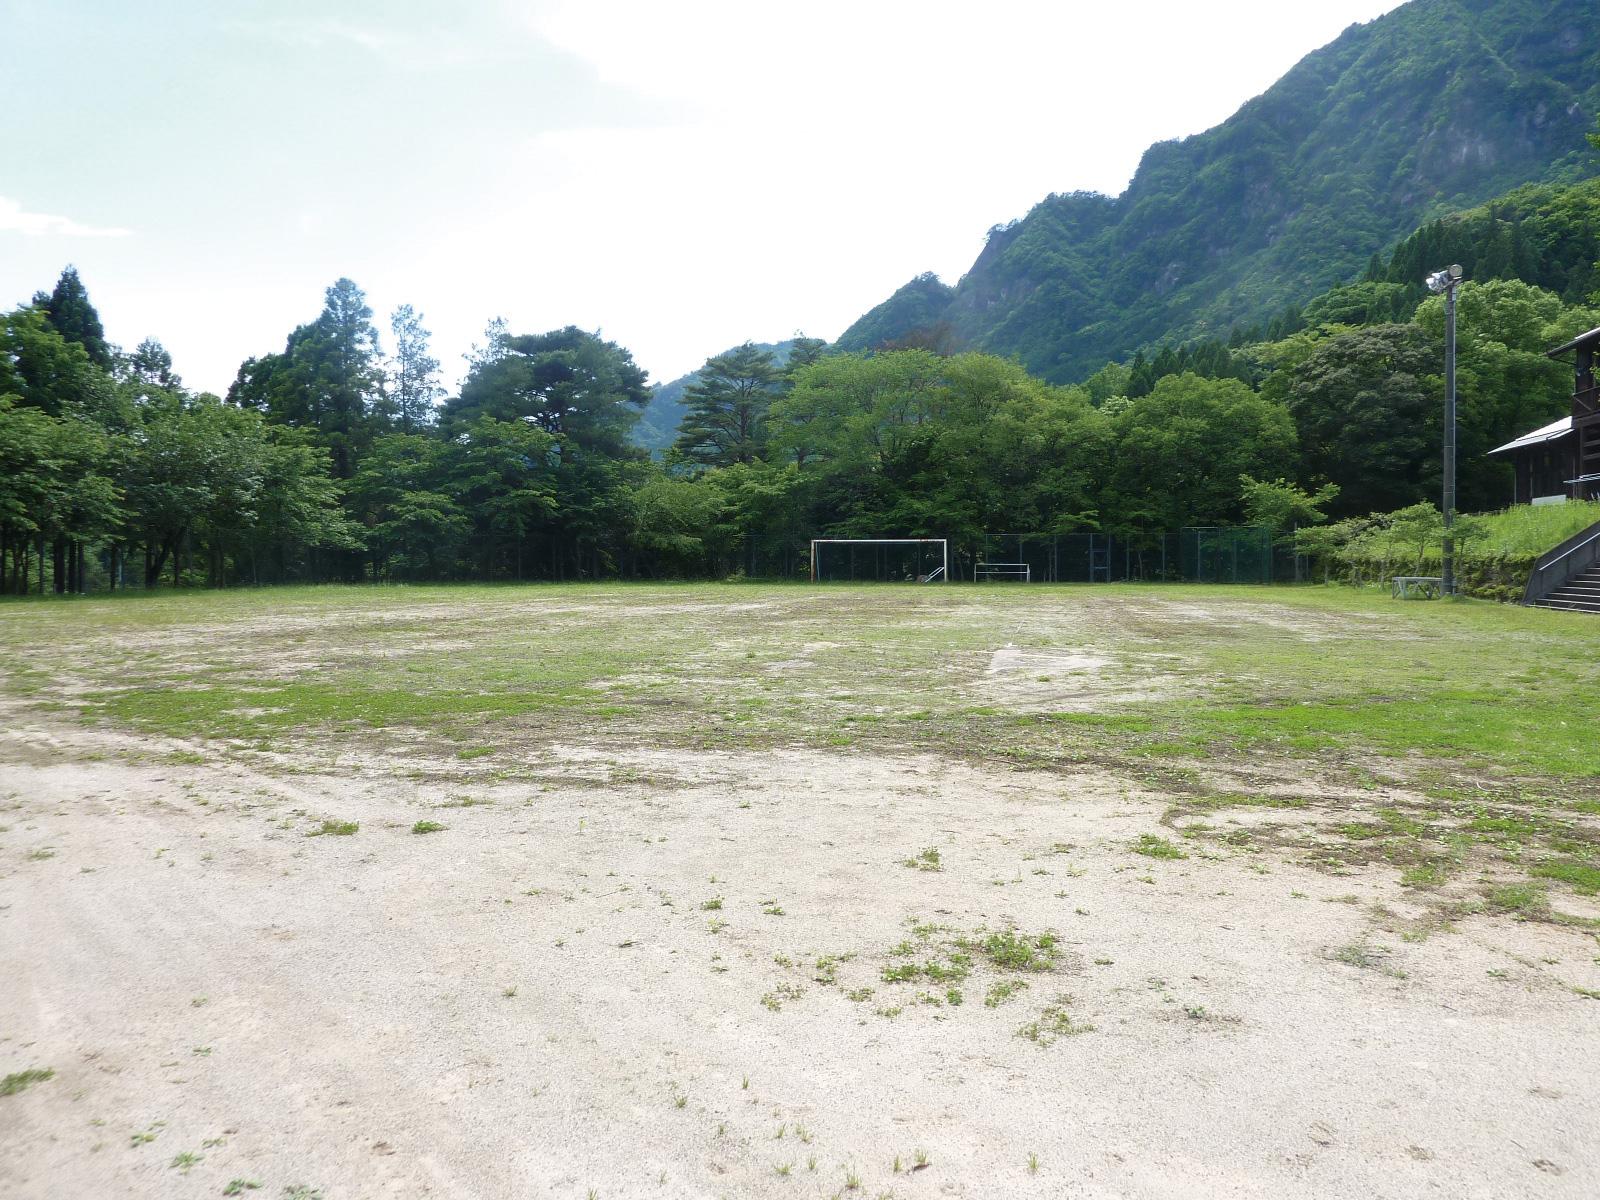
[1523,519,1600,605]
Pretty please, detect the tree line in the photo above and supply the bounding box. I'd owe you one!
[2,212,1597,593]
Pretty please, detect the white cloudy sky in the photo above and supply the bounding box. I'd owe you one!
[1,0,1405,394]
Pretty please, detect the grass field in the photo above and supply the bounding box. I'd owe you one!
[3,582,1599,1198]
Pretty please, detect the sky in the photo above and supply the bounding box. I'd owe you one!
[1,0,1408,395]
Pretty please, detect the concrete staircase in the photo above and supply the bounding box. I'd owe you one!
[1530,563,1600,613]
[1524,519,1600,613]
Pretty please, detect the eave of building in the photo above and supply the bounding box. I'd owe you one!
[1488,415,1573,456]
[1546,325,1600,358]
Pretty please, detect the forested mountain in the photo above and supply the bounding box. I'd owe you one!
[838,0,1600,381]
[634,340,796,452]
[834,276,955,355]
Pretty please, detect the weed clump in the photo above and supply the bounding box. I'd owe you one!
[1132,834,1186,860]
[307,819,358,837]
[0,1067,53,1096]
[902,846,943,871]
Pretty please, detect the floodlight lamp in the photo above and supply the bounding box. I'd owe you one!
[1449,264,1463,280]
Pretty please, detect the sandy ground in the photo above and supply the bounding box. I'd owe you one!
[3,705,1598,1200]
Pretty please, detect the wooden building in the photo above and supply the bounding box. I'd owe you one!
[1489,325,1600,503]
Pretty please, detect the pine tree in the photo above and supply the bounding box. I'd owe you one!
[784,337,828,379]
[464,317,510,374]
[674,343,780,467]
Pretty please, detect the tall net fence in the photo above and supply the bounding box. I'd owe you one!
[976,529,1303,584]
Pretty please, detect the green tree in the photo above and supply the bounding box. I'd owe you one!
[630,474,733,577]
[447,417,559,580]
[674,342,781,467]
[386,304,442,434]
[352,435,467,580]
[229,278,386,479]
[44,266,113,369]
[1106,374,1297,532]
[125,338,181,389]
[241,432,360,584]
[1413,279,1598,508]
[447,326,649,454]
[1286,324,1440,516]
[0,397,120,593]
[0,306,115,420]
[1238,475,1340,532]
[121,393,295,587]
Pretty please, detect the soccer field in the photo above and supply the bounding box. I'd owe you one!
[3,583,1599,1198]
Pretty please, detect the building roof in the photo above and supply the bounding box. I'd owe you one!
[1546,325,1600,357]
[1488,415,1573,456]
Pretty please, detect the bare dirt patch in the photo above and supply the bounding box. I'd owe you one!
[981,644,1190,710]
[4,583,1599,1198]
[3,712,1598,1199]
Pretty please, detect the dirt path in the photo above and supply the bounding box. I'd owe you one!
[3,710,1597,1199]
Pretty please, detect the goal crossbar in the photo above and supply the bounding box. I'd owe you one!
[810,538,949,583]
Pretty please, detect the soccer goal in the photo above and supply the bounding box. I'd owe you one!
[810,539,949,583]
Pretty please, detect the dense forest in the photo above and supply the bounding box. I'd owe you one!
[837,0,1600,381]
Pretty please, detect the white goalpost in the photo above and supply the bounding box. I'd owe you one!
[810,538,949,583]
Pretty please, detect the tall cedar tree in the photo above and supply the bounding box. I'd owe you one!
[387,304,442,433]
[674,342,781,467]
[229,278,385,478]
[127,338,181,389]
[44,266,113,369]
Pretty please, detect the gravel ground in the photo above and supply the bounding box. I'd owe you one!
[3,708,1598,1199]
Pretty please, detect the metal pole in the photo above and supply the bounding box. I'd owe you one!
[1442,276,1457,597]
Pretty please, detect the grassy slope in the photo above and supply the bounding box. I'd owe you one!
[1367,501,1600,564]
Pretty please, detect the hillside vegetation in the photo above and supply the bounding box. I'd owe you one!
[838,0,1600,381]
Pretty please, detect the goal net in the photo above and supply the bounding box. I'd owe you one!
[810,539,948,583]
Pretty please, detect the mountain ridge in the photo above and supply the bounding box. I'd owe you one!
[837,0,1600,380]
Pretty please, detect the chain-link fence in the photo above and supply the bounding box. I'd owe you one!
[975,529,1304,584]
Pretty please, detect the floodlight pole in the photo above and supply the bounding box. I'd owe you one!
[1442,269,1459,598]
[1427,264,1462,597]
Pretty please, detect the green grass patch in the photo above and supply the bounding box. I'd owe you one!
[977,930,1060,971]
[1,1068,54,1096]
[1487,884,1547,916]
[307,819,358,837]
[1132,834,1187,860]
[1531,859,1600,895]
[1400,861,1450,888]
